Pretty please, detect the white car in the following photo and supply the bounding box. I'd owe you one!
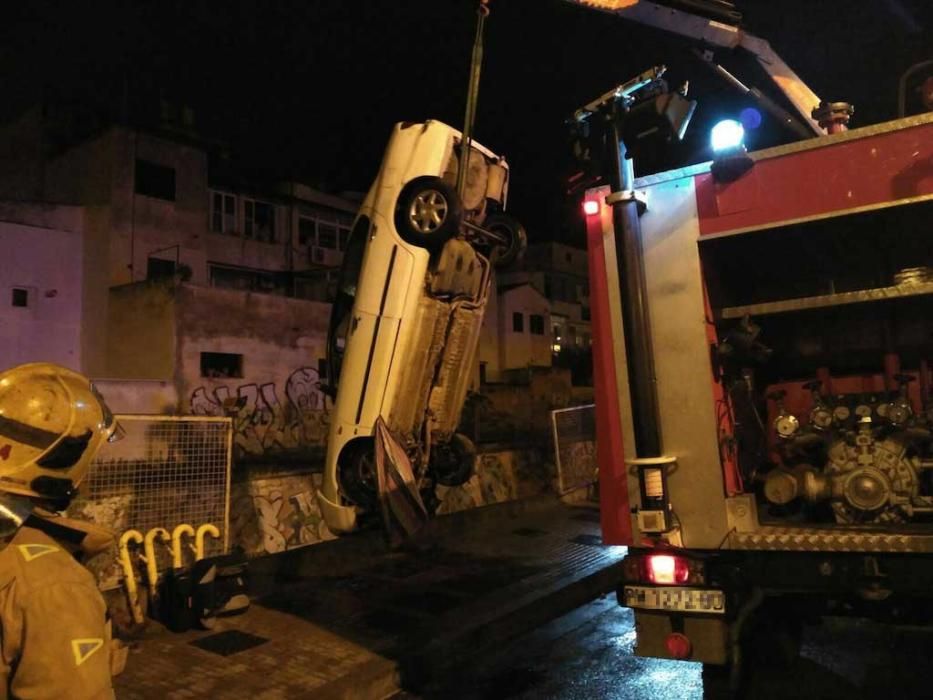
[316,120,525,533]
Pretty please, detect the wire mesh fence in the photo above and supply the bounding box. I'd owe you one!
[551,404,597,494]
[68,415,232,590]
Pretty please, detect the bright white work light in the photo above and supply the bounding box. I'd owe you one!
[710,119,745,152]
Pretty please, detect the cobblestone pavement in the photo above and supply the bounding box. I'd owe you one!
[114,498,625,699]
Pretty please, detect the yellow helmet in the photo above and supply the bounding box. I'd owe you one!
[0,363,120,503]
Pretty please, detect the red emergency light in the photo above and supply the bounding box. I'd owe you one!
[583,199,600,216]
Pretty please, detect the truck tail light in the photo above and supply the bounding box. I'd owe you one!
[646,554,690,585]
[583,199,600,216]
[623,551,706,586]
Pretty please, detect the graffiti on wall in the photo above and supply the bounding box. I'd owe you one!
[436,452,518,515]
[190,367,329,458]
[229,473,335,555]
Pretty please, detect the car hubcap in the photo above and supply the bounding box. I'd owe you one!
[409,190,448,233]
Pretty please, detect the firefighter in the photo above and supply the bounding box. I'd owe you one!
[0,362,124,699]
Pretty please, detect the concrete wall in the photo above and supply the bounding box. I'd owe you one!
[106,281,177,380]
[477,279,502,383]
[498,284,552,371]
[0,206,84,371]
[108,129,210,286]
[176,285,331,462]
[92,378,179,415]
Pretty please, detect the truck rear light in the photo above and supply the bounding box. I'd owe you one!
[664,632,692,660]
[583,199,600,215]
[622,552,706,586]
[646,554,690,584]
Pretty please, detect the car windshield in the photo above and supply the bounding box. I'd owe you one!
[325,214,370,390]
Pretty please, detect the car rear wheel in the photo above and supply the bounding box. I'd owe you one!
[337,439,378,508]
[395,176,463,250]
[482,213,527,268]
[431,433,477,487]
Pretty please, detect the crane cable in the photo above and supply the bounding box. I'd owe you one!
[456,0,491,199]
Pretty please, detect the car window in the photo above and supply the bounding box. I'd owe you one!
[325,214,371,389]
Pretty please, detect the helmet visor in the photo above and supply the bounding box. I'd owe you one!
[89,383,123,443]
[108,421,126,443]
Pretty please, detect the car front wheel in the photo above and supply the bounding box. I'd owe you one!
[395,176,463,251]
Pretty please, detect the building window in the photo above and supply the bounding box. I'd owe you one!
[11,288,28,307]
[200,352,243,379]
[529,314,545,335]
[135,159,176,201]
[317,223,338,250]
[581,306,591,321]
[298,217,316,246]
[512,312,524,333]
[565,252,572,263]
[147,258,176,280]
[244,200,276,242]
[211,191,237,234]
[339,226,351,251]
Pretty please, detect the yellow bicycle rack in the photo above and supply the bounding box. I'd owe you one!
[118,530,145,625]
[119,522,222,626]
[195,523,220,560]
[171,524,196,569]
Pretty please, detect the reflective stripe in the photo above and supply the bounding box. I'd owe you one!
[0,415,58,449]
[71,638,104,666]
[17,543,60,562]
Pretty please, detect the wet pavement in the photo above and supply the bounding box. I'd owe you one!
[114,497,626,699]
[422,595,933,699]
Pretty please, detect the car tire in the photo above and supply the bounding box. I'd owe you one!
[337,438,378,508]
[432,432,477,487]
[395,176,463,250]
[483,213,527,268]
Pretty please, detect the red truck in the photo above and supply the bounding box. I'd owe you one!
[583,83,933,696]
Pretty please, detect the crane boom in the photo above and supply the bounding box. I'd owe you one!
[563,0,823,134]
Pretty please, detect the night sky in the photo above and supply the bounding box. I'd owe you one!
[2,0,931,243]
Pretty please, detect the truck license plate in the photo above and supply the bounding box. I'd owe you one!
[623,586,726,614]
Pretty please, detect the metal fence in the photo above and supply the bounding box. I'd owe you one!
[68,415,233,590]
[550,404,597,494]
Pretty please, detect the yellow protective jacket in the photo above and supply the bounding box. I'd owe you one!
[0,523,115,700]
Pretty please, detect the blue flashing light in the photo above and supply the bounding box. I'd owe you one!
[740,107,762,130]
[710,119,745,153]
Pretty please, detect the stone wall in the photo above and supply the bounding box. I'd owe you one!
[228,446,553,556]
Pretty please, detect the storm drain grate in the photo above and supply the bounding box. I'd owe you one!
[190,630,269,656]
[569,534,603,547]
[512,527,549,537]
